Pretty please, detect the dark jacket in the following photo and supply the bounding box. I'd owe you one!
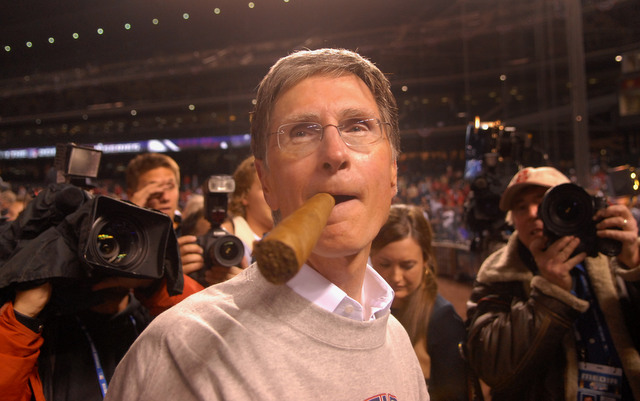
[0,278,203,401]
[465,233,640,401]
[427,294,468,401]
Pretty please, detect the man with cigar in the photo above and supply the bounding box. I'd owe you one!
[465,166,640,400]
[106,48,429,400]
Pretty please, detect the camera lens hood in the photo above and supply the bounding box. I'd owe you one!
[82,196,172,279]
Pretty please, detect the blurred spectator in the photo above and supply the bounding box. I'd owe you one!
[221,155,273,265]
[180,194,210,237]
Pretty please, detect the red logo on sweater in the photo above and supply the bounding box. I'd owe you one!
[364,394,398,401]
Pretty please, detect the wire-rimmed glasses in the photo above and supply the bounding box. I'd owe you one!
[272,117,389,157]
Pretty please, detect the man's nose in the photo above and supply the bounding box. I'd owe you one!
[319,125,349,171]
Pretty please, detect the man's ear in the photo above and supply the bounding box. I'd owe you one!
[254,159,278,211]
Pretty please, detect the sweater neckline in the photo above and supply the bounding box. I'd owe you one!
[245,266,390,350]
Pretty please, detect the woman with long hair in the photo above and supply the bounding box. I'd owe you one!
[371,204,469,401]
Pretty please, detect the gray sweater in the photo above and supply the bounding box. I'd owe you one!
[105,265,429,400]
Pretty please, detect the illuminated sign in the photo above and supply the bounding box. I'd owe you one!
[0,134,251,160]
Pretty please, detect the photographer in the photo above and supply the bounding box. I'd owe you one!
[0,177,202,400]
[125,152,205,277]
[182,157,272,287]
[465,166,640,400]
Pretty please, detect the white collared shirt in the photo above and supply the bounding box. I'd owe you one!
[286,263,394,321]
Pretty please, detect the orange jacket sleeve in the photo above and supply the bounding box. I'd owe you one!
[136,274,204,317]
[0,302,46,401]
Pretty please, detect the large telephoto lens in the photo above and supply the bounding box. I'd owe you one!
[89,216,145,269]
[539,183,594,237]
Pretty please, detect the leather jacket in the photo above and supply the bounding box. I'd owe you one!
[465,233,640,401]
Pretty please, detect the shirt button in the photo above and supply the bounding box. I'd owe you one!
[344,304,354,315]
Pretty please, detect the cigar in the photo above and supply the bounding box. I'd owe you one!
[253,193,335,284]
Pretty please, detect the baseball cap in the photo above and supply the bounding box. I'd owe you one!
[499,166,570,211]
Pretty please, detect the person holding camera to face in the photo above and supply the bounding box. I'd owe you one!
[181,156,273,287]
[465,166,640,400]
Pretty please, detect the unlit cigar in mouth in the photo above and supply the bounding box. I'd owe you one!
[253,192,336,284]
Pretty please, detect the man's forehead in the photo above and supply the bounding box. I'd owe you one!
[273,81,378,124]
[138,167,177,183]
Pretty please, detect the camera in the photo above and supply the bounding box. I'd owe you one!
[196,175,244,269]
[83,195,175,279]
[0,143,183,308]
[538,183,621,257]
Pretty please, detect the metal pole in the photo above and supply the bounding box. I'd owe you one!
[565,0,590,186]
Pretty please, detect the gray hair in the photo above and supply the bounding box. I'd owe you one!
[250,48,400,162]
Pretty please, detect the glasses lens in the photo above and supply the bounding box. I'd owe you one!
[278,122,322,151]
[275,118,385,154]
[341,118,381,146]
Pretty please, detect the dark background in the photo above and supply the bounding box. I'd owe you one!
[1,0,639,184]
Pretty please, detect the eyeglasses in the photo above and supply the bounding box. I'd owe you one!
[272,117,390,156]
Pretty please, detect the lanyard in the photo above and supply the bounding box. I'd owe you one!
[572,264,614,365]
[76,317,108,398]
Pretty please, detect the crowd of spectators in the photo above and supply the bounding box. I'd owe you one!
[2,151,639,248]
[394,156,471,243]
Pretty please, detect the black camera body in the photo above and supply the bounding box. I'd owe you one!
[195,175,244,269]
[539,183,622,257]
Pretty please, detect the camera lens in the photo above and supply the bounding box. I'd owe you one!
[212,234,244,267]
[90,216,144,268]
[97,234,120,262]
[219,239,240,260]
[540,183,594,237]
[553,198,582,224]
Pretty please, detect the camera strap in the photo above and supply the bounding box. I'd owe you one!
[76,316,108,398]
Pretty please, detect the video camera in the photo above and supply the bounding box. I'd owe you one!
[0,143,183,311]
[196,175,244,269]
[58,143,179,280]
[539,182,622,257]
[463,118,547,254]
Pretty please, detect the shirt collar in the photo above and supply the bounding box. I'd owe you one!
[286,263,394,321]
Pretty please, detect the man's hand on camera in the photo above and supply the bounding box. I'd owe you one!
[178,235,205,275]
[13,282,52,318]
[595,204,640,267]
[530,235,585,291]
